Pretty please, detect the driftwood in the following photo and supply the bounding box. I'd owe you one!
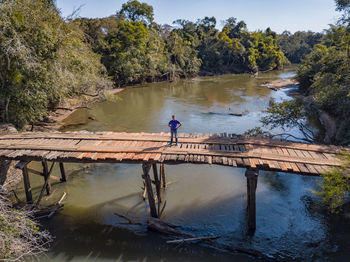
[166,236,220,244]
[147,217,185,236]
[46,192,66,218]
[33,192,67,219]
[114,212,142,225]
[147,217,278,261]
[47,204,64,219]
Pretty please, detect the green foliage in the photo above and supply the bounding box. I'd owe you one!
[0,0,112,129]
[118,0,154,25]
[174,17,289,75]
[243,127,270,138]
[296,25,350,144]
[261,100,305,129]
[261,100,316,142]
[0,191,51,260]
[315,152,350,212]
[277,31,323,63]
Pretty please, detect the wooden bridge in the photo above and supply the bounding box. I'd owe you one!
[0,131,345,230]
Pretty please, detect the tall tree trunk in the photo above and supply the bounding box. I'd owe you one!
[5,97,10,123]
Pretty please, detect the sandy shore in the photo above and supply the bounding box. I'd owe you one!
[260,78,299,91]
[27,88,124,132]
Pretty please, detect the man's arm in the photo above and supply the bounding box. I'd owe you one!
[177,121,182,129]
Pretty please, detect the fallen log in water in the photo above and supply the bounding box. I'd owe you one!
[114,212,142,225]
[206,112,245,116]
[147,217,278,261]
[166,236,220,244]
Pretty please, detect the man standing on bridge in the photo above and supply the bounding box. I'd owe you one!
[168,115,182,146]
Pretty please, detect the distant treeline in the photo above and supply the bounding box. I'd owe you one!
[0,0,330,128]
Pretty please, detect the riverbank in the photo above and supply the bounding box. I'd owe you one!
[26,88,124,132]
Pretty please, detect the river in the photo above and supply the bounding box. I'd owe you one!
[29,67,350,262]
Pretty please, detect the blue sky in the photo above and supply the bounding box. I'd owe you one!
[56,0,341,33]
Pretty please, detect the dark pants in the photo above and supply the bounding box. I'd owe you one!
[170,129,178,145]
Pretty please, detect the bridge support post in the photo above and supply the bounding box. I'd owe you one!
[152,163,161,203]
[160,163,166,188]
[22,166,33,204]
[142,163,158,218]
[245,168,259,231]
[59,162,67,182]
[42,160,51,195]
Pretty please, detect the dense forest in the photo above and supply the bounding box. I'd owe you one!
[0,0,325,129]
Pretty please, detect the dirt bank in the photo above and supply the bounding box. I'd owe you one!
[27,88,124,132]
[260,78,299,91]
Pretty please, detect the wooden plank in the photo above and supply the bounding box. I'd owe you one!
[278,162,288,172]
[1,131,342,153]
[243,158,250,167]
[289,162,300,173]
[296,163,309,174]
[305,164,319,175]
[235,158,243,166]
[287,148,298,157]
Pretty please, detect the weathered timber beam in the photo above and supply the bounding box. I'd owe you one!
[15,161,30,170]
[245,168,259,231]
[42,160,51,195]
[59,162,67,182]
[26,167,60,181]
[142,163,158,218]
[160,164,166,188]
[22,166,32,204]
[27,168,43,176]
[152,163,162,206]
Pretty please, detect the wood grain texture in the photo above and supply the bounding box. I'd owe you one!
[0,131,346,176]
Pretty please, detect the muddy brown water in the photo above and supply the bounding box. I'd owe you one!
[24,67,350,262]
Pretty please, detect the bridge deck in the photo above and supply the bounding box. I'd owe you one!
[0,131,344,176]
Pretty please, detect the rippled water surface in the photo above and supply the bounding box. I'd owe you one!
[26,67,350,262]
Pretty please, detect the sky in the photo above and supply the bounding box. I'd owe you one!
[56,0,341,33]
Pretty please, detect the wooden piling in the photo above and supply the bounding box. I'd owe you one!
[142,163,158,218]
[59,162,67,182]
[160,163,166,188]
[245,168,259,231]
[22,166,32,204]
[152,163,161,204]
[42,160,51,195]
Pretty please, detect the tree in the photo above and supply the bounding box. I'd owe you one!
[277,31,323,63]
[0,0,112,129]
[118,0,154,25]
[315,152,350,212]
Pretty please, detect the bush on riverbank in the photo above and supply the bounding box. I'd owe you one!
[0,187,51,260]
